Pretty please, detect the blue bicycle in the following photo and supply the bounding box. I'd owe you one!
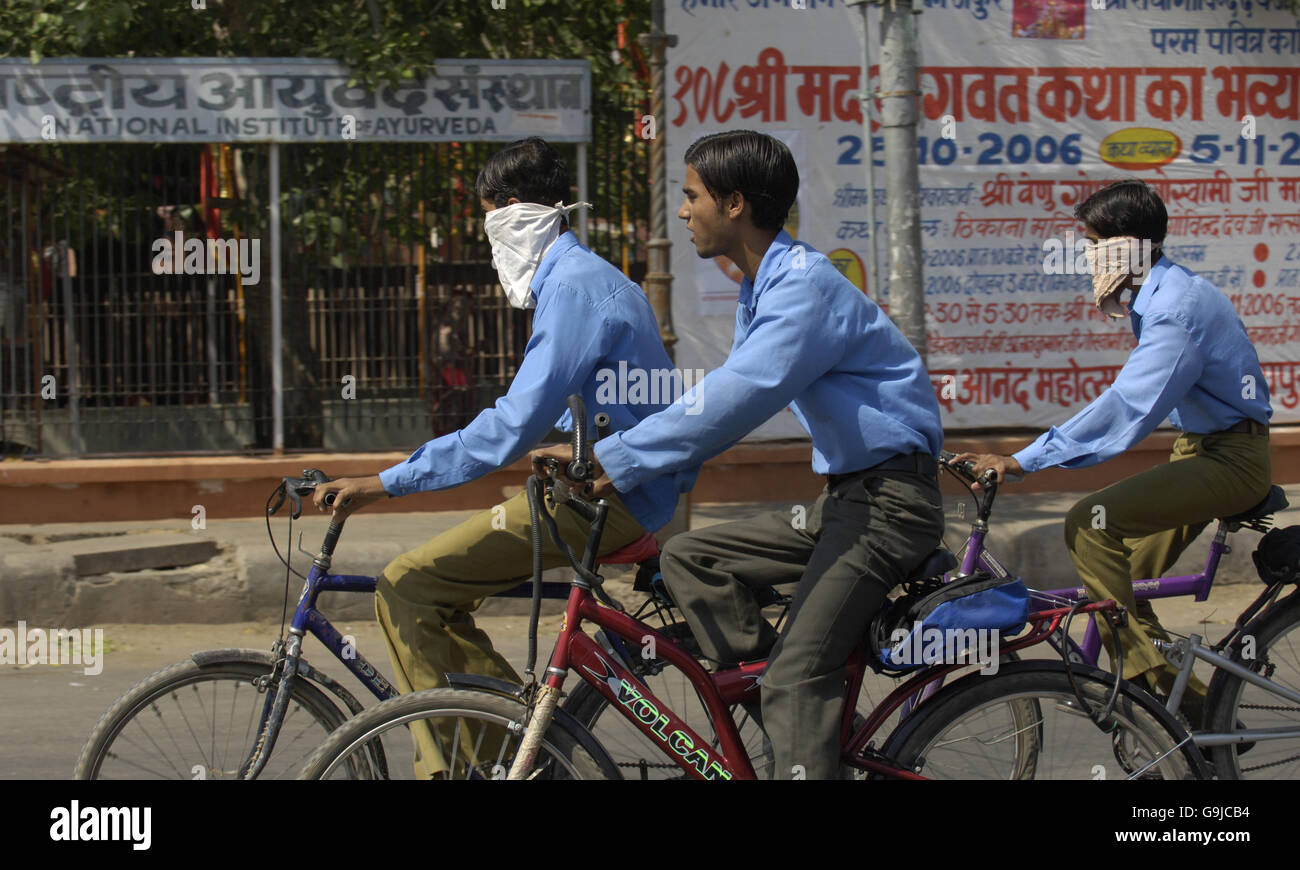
[73,468,700,779]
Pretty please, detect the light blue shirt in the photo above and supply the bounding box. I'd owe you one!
[1014,257,1272,473]
[379,232,688,532]
[596,231,944,492]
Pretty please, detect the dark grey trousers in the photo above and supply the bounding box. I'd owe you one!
[660,467,944,779]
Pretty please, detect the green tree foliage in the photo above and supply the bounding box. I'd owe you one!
[1,0,650,96]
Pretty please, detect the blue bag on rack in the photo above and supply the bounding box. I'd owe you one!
[868,571,1029,673]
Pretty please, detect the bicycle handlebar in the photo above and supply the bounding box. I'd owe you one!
[268,469,336,520]
[938,450,998,490]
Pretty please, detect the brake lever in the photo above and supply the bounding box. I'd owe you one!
[269,482,287,516]
[287,488,304,520]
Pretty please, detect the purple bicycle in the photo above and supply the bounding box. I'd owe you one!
[938,450,1300,779]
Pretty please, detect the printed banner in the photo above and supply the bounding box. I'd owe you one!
[667,0,1300,436]
[0,58,591,143]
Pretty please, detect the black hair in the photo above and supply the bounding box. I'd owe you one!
[1074,179,1168,245]
[683,130,799,232]
[475,137,571,208]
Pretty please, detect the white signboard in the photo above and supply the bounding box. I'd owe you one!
[0,58,591,143]
[667,0,1300,436]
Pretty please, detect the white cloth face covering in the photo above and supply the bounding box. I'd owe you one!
[483,200,592,309]
[1085,235,1141,319]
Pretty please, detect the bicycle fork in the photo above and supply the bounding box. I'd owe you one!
[508,670,567,780]
[239,632,304,780]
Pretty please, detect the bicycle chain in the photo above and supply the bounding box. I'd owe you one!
[1239,703,1300,713]
[1242,752,1300,773]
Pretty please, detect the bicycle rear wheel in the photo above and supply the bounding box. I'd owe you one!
[879,660,1209,780]
[1206,592,1300,779]
[74,659,371,780]
[296,688,609,780]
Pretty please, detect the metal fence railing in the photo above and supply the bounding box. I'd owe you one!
[0,107,649,457]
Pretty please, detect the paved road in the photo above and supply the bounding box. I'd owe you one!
[3,580,1288,780]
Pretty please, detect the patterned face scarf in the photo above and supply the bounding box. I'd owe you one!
[1085,235,1142,319]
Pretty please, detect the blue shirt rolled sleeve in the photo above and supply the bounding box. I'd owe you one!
[379,284,604,496]
[597,272,845,493]
[1014,313,1203,472]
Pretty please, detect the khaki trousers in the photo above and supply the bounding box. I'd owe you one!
[376,487,646,777]
[1064,431,1271,717]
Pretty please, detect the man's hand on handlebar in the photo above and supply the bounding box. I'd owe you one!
[530,445,614,499]
[313,475,389,519]
[950,452,1025,493]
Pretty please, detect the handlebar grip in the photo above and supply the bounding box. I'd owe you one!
[566,394,591,482]
[324,492,337,507]
[594,412,611,442]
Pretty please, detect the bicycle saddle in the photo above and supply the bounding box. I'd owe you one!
[1221,485,1288,525]
[599,532,660,565]
[905,548,959,584]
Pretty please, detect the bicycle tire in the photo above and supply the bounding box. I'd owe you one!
[1206,591,1300,779]
[74,659,372,780]
[879,660,1210,780]
[296,688,608,780]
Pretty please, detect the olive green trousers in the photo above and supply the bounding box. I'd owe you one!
[375,487,646,777]
[1064,431,1271,721]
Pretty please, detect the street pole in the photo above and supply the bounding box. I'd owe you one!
[878,0,927,362]
[639,0,689,541]
[639,0,678,361]
[847,0,881,305]
[269,142,284,454]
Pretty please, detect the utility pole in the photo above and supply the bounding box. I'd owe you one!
[880,0,927,361]
[849,0,926,362]
[639,0,690,541]
[639,0,678,362]
[846,0,881,307]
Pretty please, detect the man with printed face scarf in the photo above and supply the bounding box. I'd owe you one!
[313,138,694,777]
[957,180,1273,725]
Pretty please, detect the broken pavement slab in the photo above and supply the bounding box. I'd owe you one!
[57,533,219,577]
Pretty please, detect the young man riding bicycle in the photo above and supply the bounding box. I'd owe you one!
[312,138,693,777]
[958,179,1273,726]
[535,130,946,779]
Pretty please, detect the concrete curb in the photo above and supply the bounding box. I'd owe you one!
[4,486,1300,625]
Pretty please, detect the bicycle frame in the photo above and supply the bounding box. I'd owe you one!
[953,498,1300,754]
[540,568,1118,780]
[1161,632,1300,748]
[237,530,401,778]
[242,493,577,779]
[956,520,1231,665]
[288,565,399,703]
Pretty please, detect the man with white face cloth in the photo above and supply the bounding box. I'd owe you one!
[484,199,591,309]
[957,180,1272,725]
[314,138,694,777]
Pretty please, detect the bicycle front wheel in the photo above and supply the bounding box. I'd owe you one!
[879,660,1209,780]
[74,659,367,780]
[1206,592,1300,779]
[296,688,609,780]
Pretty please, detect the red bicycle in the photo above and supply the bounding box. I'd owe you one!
[298,398,1208,780]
